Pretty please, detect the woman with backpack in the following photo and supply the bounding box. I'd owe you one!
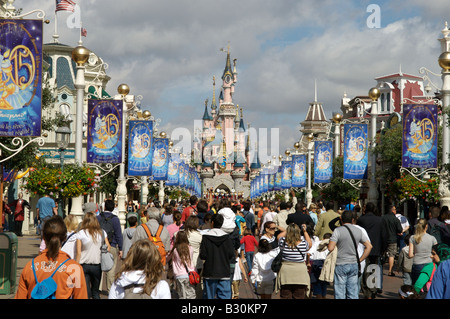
[76,212,111,299]
[15,216,88,299]
[108,239,171,299]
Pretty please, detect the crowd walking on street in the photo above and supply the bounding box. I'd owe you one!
[9,190,450,300]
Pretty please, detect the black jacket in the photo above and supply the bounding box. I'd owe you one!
[200,228,236,279]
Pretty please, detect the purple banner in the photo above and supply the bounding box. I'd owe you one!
[402,104,437,169]
[87,99,123,163]
[0,19,43,136]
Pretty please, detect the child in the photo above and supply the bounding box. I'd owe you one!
[61,214,79,259]
[122,215,138,259]
[168,230,196,299]
[397,234,413,286]
[232,248,248,299]
[109,239,171,299]
[250,239,279,299]
[309,232,331,299]
[240,228,258,273]
[398,285,420,299]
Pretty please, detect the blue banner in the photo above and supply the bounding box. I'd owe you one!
[292,154,306,188]
[0,19,43,137]
[343,124,368,180]
[151,137,169,180]
[274,166,282,191]
[166,153,180,186]
[314,141,333,184]
[402,104,438,169]
[87,99,123,163]
[281,160,292,189]
[128,120,153,176]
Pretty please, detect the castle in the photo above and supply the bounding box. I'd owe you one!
[194,47,259,199]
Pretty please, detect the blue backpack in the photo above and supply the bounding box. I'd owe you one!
[31,258,70,299]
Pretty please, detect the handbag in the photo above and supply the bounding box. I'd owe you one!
[343,225,361,277]
[271,244,284,273]
[100,231,114,272]
[184,263,200,285]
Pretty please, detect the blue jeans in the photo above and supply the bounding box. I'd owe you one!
[245,251,254,272]
[203,279,232,299]
[334,263,359,299]
[82,263,102,299]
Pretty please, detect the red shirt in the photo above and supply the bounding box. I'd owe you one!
[181,205,197,222]
[240,235,258,252]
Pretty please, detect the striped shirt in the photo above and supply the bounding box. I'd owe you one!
[279,237,309,263]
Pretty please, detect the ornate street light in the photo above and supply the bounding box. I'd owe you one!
[55,122,71,217]
[333,113,343,158]
[367,87,380,205]
[439,50,450,207]
[306,133,314,208]
[70,45,90,221]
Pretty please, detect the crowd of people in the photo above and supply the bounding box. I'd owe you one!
[13,189,450,300]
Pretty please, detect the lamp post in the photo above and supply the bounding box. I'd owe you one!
[70,45,90,221]
[56,122,71,217]
[367,87,380,205]
[116,83,130,230]
[439,50,450,207]
[284,149,291,202]
[306,133,314,208]
[333,113,342,158]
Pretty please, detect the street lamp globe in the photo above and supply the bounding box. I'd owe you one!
[333,112,343,123]
[143,110,151,119]
[117,83,130,96]
[438,51,450,71]
[368,87,381,101]
[71,45,90,66]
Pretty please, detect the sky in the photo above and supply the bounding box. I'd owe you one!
[15,0,450,164]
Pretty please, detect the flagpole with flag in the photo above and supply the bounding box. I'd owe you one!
[54,0,77,42]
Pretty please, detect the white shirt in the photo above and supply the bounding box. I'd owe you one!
[61,231,77,259]
[108,270,171,299]
[75,229,106,264]
[250,248,279,283]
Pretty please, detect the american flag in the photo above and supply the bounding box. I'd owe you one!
[55,0,76,12]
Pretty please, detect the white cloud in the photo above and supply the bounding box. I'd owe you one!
[15,0,449,159]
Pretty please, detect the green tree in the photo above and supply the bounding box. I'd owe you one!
[320,156,360,205]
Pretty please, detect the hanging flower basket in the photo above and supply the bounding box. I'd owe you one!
[22,163,97,199]
[387,173,439,204]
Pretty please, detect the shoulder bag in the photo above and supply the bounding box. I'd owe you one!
[100,230,114,272]
[343,225,361,277]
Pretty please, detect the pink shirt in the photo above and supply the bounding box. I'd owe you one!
[171,246,195,278]
[166,223,182,249]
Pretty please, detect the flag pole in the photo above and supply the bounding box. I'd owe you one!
[53,10,59,43]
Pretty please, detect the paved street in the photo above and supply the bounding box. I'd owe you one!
[1,233,404,300]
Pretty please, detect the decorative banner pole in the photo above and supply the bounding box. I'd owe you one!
[69,39,90,221]
[367,87,380,205]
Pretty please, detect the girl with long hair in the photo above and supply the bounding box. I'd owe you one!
[76,212,110,299]
[109,239,170,299]
[168,230,196,299]
[409,218,438,285]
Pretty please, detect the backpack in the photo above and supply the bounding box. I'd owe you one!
[31,258,70,299]
[429,221,444,243]
[142,223,166,266]
[441,224,450,246]
[99,212,116,244]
